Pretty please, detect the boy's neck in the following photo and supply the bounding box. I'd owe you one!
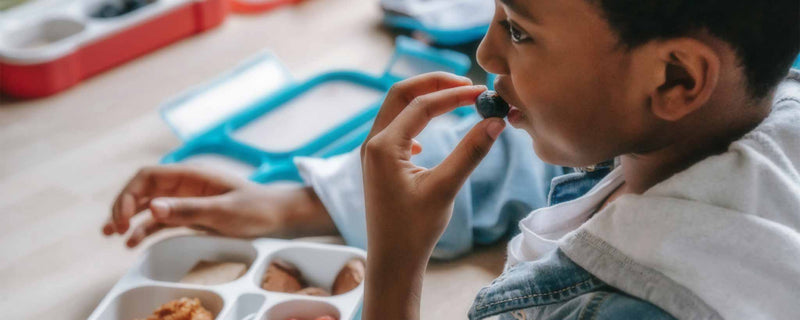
[619,93,773,194]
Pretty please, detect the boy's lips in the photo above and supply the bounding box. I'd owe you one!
[492,82,524,125]
[507,104,523,125]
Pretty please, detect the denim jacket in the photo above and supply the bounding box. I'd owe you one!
[468,164,676,320]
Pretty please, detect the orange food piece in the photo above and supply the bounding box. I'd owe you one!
[135,297,213,320]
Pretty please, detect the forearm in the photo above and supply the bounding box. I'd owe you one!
[358,74,501,320]
[363,248,430,320]
[271,186,339,238]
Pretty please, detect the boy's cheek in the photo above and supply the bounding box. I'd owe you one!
[524,111,610,167]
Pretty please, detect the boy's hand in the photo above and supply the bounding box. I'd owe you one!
[103,165,336,247]
[360,72,505,319]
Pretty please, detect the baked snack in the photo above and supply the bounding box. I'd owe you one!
[135,297,213,320]
[261,259,304,293]
[332,259,365,295]
[180,260,248,285]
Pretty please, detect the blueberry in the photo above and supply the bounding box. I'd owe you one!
[94,3,122,18]
[475,90,510,118]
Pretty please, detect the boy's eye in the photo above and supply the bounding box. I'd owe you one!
[500,20,531,44]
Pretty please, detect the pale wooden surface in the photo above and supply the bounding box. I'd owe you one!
[0,1,506,319]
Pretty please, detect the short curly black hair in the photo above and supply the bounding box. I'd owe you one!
[590,0,800,99]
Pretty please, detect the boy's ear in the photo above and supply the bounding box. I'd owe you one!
[650,38,721,121]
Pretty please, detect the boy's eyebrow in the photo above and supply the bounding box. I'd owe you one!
[499,0,538,22]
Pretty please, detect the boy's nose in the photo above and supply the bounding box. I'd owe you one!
[476,27,511,76]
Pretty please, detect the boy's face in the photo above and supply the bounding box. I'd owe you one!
[477,0,658,167]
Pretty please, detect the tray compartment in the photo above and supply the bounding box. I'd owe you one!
[94,285,224,320]
[3,16,86,50]
[256,245,365,296]
[140,236,258,284]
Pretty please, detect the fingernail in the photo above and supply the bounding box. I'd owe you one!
[486,119,505,140]
[151,199,169,219]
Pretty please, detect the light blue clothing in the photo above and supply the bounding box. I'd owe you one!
[295,114,566,259]
[470,249,674,320]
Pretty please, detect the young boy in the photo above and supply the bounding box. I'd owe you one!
[105,0,799,319]
[359,0,800,319]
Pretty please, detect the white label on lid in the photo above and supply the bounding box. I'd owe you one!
[232,81,384,152]
[163,58,291,139]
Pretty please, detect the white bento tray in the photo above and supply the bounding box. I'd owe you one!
[87,236,367,320]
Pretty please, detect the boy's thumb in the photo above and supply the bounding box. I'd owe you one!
[429,118,505,191]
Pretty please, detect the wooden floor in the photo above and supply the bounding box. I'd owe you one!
[0,1,506,319]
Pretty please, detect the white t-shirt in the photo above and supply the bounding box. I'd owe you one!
[506,167,624,267]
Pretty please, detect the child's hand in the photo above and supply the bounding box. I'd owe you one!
[360,72,505,319]
[361,72,505,258]
[103,165,335,247]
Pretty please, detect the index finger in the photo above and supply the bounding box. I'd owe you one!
[367,72,472,140]
[383,85,487,145]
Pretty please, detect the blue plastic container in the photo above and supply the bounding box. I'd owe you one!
[159,36,473,183]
